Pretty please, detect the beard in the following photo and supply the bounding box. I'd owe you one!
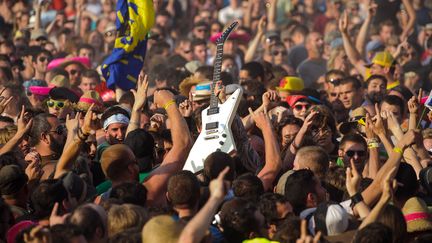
[366,92,384,104]
[49,135,66,155]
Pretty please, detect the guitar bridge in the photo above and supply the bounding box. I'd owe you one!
[204,135,219,140]
[206,129,218,135]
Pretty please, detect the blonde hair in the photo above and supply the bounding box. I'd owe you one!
[141,215,183,243]
[0,125,17,145]
[327,46,345,70]
[107,204,148,237]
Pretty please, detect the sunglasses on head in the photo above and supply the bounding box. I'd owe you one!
[293,104,310,111]
[327,78,341,86]
[47,100,66,108]
[345,150,366,158]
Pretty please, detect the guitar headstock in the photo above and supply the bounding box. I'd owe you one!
[216,21,239,44]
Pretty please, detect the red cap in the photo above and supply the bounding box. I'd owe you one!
[285,95,308,107]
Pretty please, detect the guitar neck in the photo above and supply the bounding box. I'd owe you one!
[209,43,224,110]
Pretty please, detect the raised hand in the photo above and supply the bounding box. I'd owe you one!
[257,16,267,35]
[381,167,397,203]
[23,225,51,243]
[131,74,149,110]
[262,90,279,110]
[25,159,43,182]
[248,107,272,130]
[299,110,318,134]
[149,113,167,131]
[17,106,33,136]
[81,104,99,135]
[366,0,378,17]
[346,158,362,196]
[179,99,192,117]
[371,104,386,136]
[65,113,80,134]
[338,11,349,34]
[49,202,70,227]
[209,167,230,202]
[214,81,226,103]
[154,90,176,109]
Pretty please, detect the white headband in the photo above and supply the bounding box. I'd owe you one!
[103,114,130,130]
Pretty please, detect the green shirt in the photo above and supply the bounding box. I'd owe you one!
[96,172,152,195]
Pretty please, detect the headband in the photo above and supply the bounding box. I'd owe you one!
[103,114,130,130]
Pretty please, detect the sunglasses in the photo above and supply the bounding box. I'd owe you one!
[48,125,65,136]
[47,100,66,108]
[345,150,366,158]
[293,104,310,111]
[327,78,341,86]
[272,50,287,56]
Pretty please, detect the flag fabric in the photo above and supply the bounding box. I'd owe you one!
[101,0,155,91]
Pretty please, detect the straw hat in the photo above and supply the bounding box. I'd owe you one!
[402,197,432,233]
[179,75,204,97]
[141,215,183,243]
[76,90,104,113]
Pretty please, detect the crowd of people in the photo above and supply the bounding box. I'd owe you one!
[0,0,432,242]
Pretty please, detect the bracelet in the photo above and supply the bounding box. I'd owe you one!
[368,142,380,149]
[163,100,176,110]
[393,147,403,155]
[350,192,364,208]
[366,138,379,144]
[77,128,89,141]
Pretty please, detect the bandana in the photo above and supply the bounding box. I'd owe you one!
[103,114,130,130]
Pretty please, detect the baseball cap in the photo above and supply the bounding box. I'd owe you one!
[276,76,304,92]
[339,107,367,134]
[0,165,28,196]
[23,79,48,95]
[30,29,48,40]
[274,170,295,195]
[365,51,395,68]
[285,95,308,107]
[60,172,96,203]
[49,87,80,103]
[314,202,349,236]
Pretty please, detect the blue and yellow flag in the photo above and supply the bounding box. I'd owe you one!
[101,0,155,91]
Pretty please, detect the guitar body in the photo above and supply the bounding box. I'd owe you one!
[183,88,243,173]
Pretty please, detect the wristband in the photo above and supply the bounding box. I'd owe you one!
[366,138,379,144]
[77,128,89,141]
[350,192,364,208]
[163,100,176,110]
[393,147,403,155]
[368,142,380,149]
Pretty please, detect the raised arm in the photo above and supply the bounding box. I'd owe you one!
[346,159,370,219]
[178,167,229,243]
[250,108,281,191]
[400,0,416,41]
[244,16,266,63]
[54,107,98,178]
[360,168,396,229]
[364,114,380,179]
[266,0,277,31]
[355,0,376,57]
[144,90,192,206]
[361,130,416,207]
[0,106,32,156]
[126,74,148,136]
[339,11,367,75]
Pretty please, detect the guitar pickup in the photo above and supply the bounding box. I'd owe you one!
[204,135,219,140]
[206,129,218,135]
[205,122,219,130]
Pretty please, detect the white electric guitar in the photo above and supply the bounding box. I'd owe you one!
[183,21,243,173]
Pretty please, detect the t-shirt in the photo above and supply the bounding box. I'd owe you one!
[96,172,152,195]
